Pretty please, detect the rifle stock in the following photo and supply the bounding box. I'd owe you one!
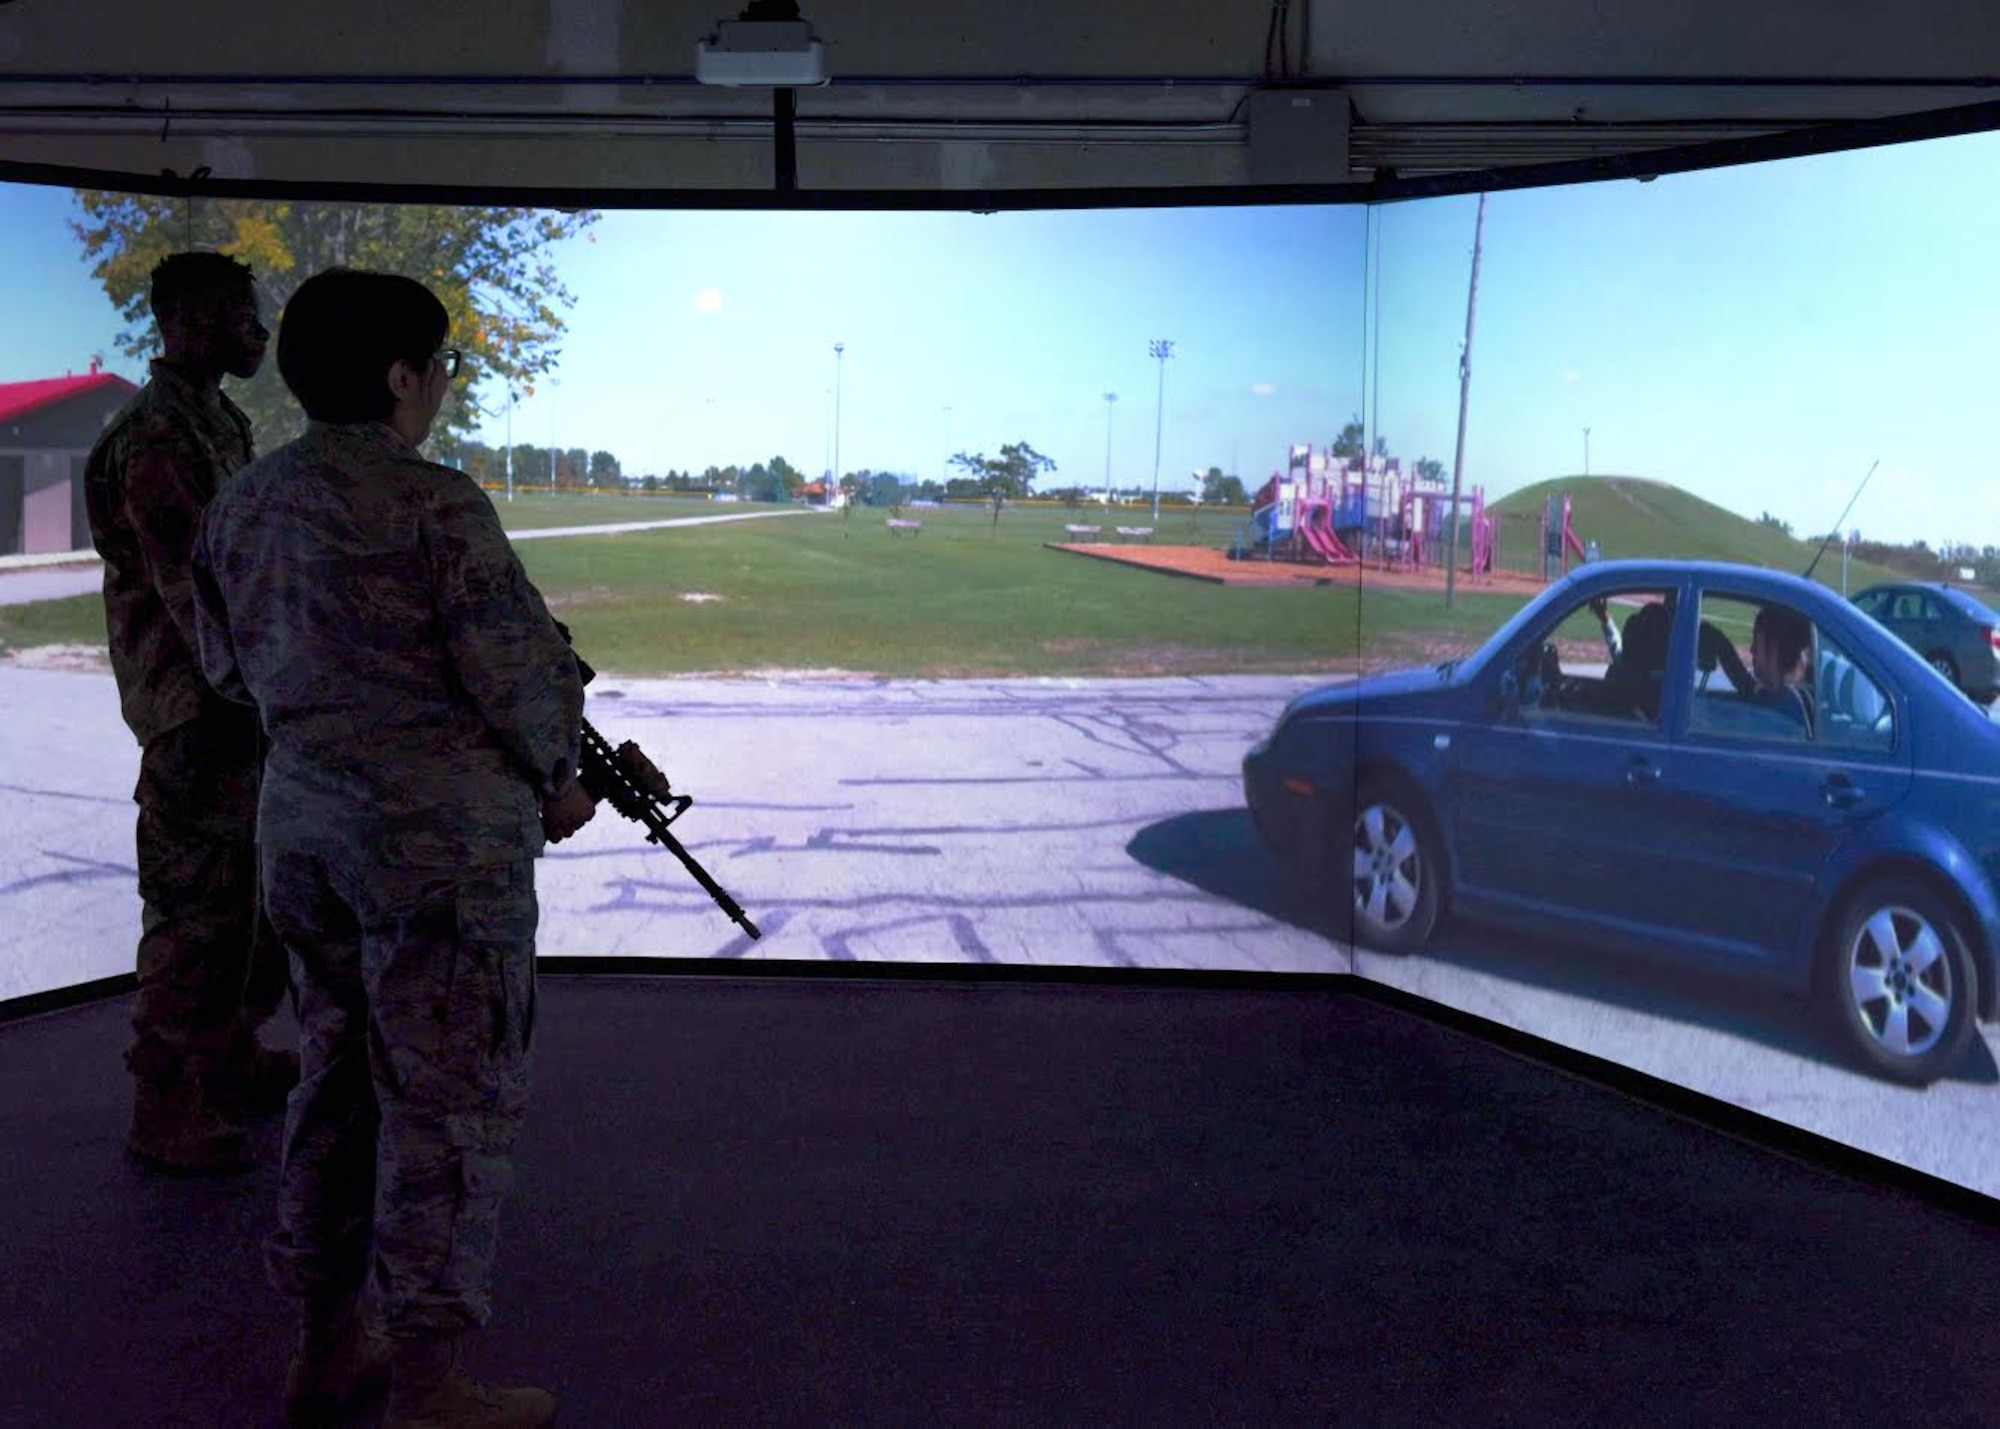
[576,717,761,940]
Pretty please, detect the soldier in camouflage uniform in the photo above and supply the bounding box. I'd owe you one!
[192,267,589,1429]
[84,251,297,1175]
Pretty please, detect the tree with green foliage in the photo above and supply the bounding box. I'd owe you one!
[589,450,622,488]
[70,193,596,454]
[1413,457,1446,484]
[863,472,907,512]
[948,441,1056,501]
[1331,417,1366,463]
[767,455,806,500]
[1200,467,1248,505]
[510,444,551,488]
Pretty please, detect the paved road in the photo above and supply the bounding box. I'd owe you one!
[2,660,1994,1199]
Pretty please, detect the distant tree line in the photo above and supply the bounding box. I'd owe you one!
[432,431,1270,511]
[1814,533,2000,592]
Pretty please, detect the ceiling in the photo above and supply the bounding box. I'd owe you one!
[1,0,1997,204]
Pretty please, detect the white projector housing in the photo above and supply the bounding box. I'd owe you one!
[695,20,829,87]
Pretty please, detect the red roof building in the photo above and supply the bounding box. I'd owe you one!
[0,367,140,558]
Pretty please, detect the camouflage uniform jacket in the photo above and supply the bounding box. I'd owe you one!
[85,359,256,745]
[191,421,583,871]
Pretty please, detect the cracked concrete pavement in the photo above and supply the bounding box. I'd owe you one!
[2,660,1992,1199]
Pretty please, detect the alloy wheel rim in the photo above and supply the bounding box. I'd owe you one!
[1847,904,1953,1059]
[1353,803,1421,933]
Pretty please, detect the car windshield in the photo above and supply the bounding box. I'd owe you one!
[1451,577,1588,682]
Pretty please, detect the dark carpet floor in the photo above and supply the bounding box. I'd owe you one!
[2,972,1997,1428]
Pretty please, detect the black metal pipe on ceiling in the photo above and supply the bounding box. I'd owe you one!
[0,71,1997,90]
[0,93,1995,211]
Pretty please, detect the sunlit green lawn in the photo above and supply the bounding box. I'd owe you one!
[0,494,1534,677]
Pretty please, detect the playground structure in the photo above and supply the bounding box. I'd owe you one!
[1238,445,1497,579]
[1236,445,1597,584]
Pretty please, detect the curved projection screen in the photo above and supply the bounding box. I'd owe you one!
[2,128,1996,1204]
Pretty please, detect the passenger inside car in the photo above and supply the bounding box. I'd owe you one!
[1698,601,1816,737]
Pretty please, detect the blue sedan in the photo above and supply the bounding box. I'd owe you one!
[1243,559,2000,1086]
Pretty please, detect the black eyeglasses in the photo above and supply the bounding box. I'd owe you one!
[436,347,463,380]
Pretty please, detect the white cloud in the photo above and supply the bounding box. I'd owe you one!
[1250,382,1275,397]
[1561,369,1580,384]
[693,288,725,312]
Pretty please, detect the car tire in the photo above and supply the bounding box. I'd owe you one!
[1816,876,1980,1086]
[1927,651,1959,687]
[1338,779,1442,954]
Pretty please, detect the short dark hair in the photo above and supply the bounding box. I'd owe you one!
[277,268,450,423]
[149,251,255,325]
[1754,604,1812,672]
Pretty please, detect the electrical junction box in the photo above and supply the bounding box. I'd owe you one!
[1246,88,1350,184]
[695,21,829,87]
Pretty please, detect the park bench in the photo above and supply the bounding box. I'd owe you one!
[886,519,924,535]
[1115,526,1154,542]
[1063,524,1102,538]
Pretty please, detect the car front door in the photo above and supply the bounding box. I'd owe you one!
[1445,583,1685,936]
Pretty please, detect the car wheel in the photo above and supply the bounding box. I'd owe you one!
[1927,651,1959,686]
[1340,780,1442,954]
[1817,877,1980,1086]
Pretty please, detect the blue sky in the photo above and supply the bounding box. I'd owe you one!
[6,126,1999,545]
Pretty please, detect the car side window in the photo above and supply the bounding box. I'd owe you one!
[1688,593,1816,745]
[1814,631,1895,754]
[1890,592,1923,622]
[1510,588,1673,730]
[1852,590,1887,618]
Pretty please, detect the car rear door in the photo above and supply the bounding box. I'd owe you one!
[1639,585,1914,970]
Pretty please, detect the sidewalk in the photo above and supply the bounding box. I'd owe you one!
[0,559,101,606]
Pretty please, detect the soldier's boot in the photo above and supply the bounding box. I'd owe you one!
[126,1073,254,1174]
[213,1037,301,1120]
[282,1291,395,1426]
[381,1335,556,1429]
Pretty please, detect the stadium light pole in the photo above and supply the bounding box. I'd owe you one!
[1102,392,1117,504]
[1148,340,1174,522]
[1584,426,1592,477]
[942,404,952,487]
[469,393,514,502]
[832,342,844,507]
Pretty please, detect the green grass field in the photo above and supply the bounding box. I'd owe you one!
[1493,476,1910,591]
[0,479,1949,678]
[510,500,1507,677]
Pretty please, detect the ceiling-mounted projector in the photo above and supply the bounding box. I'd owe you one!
[695,18,829,87]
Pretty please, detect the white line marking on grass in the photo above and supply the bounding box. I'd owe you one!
[507,510,811,541]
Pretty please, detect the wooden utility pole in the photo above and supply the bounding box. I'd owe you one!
[1444,192,1486,608]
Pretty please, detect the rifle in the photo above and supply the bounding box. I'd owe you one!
[552,622,759,939]
[576,717,762,941]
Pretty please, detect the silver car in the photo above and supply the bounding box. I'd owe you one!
[1851,582,2000,705]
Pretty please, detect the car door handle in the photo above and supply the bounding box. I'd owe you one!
[1823,774,1866,809]
[1624,757,1661,788]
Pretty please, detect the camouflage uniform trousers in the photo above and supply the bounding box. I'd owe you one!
[127,697,287,1087]
[260,848,539,1338]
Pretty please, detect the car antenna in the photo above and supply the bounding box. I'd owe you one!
[1802,458,1879,582]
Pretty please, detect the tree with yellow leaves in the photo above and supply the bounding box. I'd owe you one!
[70,192,596,455]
